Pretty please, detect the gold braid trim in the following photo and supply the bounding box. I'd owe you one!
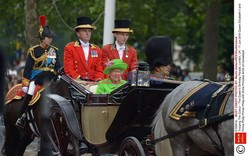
[28,45,47,69]
[28,48,47,62]
[22,78,30,86]
[90,43,100,49]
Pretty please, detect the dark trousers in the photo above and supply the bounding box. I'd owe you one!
[19,94,33,117]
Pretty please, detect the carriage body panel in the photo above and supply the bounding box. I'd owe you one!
[81,104,119,145]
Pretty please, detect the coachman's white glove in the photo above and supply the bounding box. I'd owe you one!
[22,86,28,93]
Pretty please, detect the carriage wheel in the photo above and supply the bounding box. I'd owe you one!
[118,137,146,156]
[49,106,80,156]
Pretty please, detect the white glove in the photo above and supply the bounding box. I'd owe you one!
[22,86,28,93]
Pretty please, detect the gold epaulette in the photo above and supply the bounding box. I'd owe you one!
[110,44,115,50]
[73,41,80,47]
[27,45,39,54]
[49,45,59,51]
[91,43,100,49]
[28,45,47,62]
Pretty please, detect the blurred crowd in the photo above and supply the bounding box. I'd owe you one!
[169,63,233,82]
[5,50,26,94]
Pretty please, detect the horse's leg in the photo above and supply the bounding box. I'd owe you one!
[16,133,35,156]
[218,94,233,156]
[1,121,20,156]
[169,134,188,156]
[188,138,208,156]
[1,104,21,156]
[154,115,173,156]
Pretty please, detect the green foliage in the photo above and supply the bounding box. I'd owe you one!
[0,0,233,70]
[0,0,25,61]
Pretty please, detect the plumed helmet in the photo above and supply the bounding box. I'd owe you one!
[35,15,55,38]
[145,36,172,71]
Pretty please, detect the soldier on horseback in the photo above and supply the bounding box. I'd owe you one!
[15,15,61,129]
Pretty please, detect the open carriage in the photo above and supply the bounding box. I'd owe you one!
[47,64,182,155]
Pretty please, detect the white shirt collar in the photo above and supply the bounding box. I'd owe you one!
[79,39,90,47]
[79,39,89,61]
[115,41,125,50]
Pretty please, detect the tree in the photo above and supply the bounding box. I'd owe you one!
[0,0,233,72]
[24,0,39,47]
[203,0,221,80]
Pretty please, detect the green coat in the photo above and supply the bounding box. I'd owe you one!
[96,79,127,94]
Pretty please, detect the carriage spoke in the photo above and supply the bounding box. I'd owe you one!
[49,107,80,156]
[118,137,145,156]
[50,118,60,147]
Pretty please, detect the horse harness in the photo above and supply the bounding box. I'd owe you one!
[26,108,41,137]
[142,82,234,155]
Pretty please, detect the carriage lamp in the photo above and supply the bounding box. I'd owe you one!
[131,61,150,87]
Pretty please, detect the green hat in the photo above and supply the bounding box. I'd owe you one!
[104,59,128,74]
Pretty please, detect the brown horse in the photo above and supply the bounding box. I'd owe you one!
[1,79,69,156]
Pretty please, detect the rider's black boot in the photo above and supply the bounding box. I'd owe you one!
[15,94,32,129]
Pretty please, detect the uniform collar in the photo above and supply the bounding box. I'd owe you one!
[40,43,49,49]
[115,41,125,51]
[111,43,128,51]
[79,39,90,47]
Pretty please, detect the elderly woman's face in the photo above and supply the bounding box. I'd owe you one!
[109,69,123,82]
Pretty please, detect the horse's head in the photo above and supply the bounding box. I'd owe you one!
[48,78,69,97]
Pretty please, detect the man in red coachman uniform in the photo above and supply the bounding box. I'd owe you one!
[64,16,104,81]
[102,19,138,80]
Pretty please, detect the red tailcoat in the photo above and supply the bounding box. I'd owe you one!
[102,44,138,80]
[64,41,104,81]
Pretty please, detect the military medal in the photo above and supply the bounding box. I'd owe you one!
[90,50,94,57]
[91,50,97,57]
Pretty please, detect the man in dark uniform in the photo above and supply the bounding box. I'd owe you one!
[145,36,173,79]
[15,15,61,128]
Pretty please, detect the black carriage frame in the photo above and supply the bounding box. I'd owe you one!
[48,74,181,155]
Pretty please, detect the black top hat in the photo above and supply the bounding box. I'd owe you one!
[74,16,96,31]
[112,19,133,33]
[145,36,172,71]
[36,15,55,38]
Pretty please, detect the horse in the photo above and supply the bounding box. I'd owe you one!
[1,78,69,156]
[152,80,233,156]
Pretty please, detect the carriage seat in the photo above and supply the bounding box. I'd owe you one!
[74,80,98,94]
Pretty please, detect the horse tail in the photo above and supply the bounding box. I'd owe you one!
[1,105,20,156]
[152,110,173,156]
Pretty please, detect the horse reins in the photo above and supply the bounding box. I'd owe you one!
[142,112,233,146]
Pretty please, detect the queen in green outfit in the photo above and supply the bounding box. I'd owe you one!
[96,59,127,94]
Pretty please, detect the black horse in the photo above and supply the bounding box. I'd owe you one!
[1,79,69,156]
